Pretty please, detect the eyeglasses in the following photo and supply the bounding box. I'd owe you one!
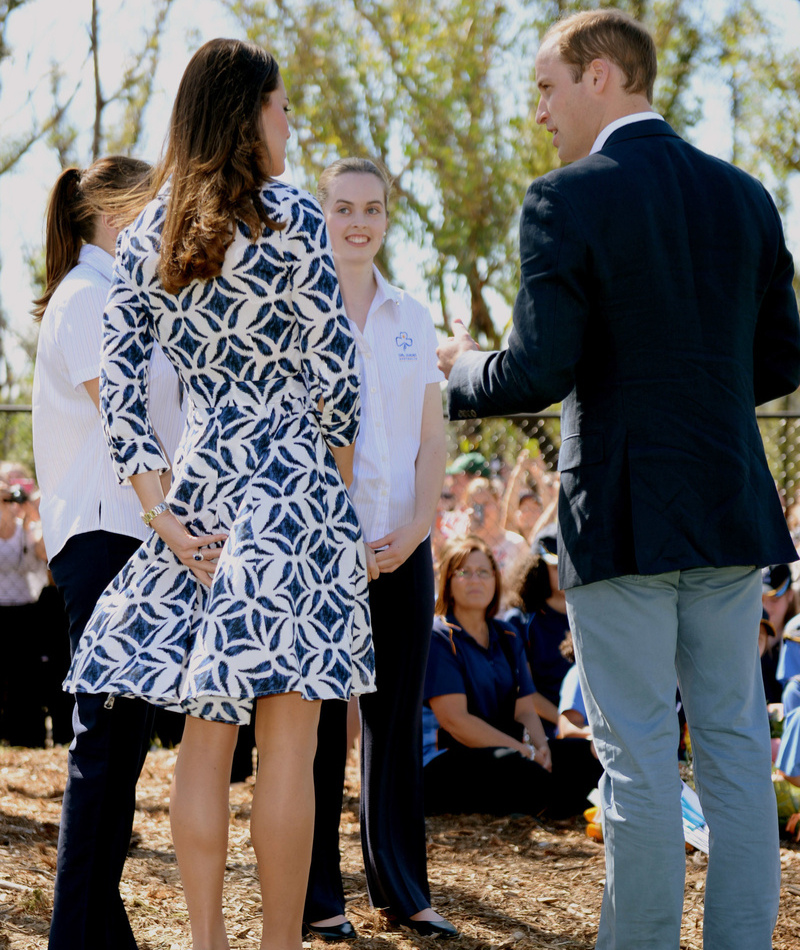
[453,568,493,580]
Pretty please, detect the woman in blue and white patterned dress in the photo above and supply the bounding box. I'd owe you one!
[64,39,374,950]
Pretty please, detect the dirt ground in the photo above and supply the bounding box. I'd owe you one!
[2,745,800,950]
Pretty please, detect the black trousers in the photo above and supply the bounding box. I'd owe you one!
[48,530,155,950]
[0,602,48,747]
[423,740,603,819]
[305,539,434,920]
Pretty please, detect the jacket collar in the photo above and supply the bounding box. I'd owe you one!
[602,118,681,150]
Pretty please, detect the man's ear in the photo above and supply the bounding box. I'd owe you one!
[588,58,612,94]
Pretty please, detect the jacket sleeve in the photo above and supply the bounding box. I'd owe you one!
[447,178,588,420]
[753,190,800,406]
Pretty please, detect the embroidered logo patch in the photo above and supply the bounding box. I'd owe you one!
[396,331,418,361]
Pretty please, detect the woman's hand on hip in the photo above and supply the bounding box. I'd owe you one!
[151,512,228,588]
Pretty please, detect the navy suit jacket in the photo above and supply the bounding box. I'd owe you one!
[448,119,800,589]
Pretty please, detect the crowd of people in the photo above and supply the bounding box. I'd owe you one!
[3,7,800,950]
[0,462,72,747]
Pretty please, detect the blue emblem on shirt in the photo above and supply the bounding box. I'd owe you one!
[396,332,413,349]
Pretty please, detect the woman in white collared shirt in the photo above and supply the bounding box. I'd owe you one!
[32,157,184,950]
[303,158,453,940]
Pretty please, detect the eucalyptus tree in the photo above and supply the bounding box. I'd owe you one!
[223,0,754,345]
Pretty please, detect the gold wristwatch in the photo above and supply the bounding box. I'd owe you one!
[141,501,171,526]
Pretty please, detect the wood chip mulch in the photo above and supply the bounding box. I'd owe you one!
[2,745,800,949]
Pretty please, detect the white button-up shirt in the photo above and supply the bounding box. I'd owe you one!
[33,244,186,562]
[348,268,444,542]
[590,111,665,154]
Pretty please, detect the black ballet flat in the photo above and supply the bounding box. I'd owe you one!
[384,914,459,939]
[302,920,357,942]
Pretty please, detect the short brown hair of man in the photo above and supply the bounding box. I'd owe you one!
[544,8,657,103]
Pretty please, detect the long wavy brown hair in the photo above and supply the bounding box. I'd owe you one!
[32,157,151,320]
[153,38,286,294]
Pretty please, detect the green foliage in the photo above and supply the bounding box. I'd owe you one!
[0,0,178,473]
[226,0,542,345]
[224,0,791,349]
[714,0,800,201]
[93,0,178,158]
[222,0,800,460]
[0,406,34,472]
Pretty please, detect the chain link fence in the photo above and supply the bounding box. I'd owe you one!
[3,405,800,506]
[447,412,800,508]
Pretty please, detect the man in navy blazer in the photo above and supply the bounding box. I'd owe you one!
[438,9,800,950]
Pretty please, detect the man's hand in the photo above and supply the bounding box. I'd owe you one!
[437,318,481,379]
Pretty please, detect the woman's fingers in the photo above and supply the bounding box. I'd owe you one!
[188,532,228,549]
[189,564,215,587]
[154,515,228,586]
[181,534,227,585]
[364,544,380,581]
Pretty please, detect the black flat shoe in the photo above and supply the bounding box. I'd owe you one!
[385,914,459,938]
[302,920,357,942]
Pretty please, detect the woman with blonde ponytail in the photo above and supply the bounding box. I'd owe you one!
[32,156,185,950]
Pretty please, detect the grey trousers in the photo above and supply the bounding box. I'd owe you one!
[567,566,779,950]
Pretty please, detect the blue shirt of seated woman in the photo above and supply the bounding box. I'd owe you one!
[423,614,535,766]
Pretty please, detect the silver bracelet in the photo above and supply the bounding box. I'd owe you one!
[141,501,171,526]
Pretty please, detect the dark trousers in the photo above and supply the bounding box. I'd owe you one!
[305,539,434,920]
[48,530,155,950]
[423,740,603,819]
[0,589,72,746]
[0,603,47,747]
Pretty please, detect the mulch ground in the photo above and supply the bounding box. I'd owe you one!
[2,745,800,949]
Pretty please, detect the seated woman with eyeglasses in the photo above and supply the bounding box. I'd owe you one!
[422,535,602,818]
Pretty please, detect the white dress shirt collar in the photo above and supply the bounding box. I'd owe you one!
[79,242,115,282]
[368,265,402,317]
[590,111,665,155]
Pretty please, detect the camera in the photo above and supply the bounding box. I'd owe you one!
[3,484,29,504]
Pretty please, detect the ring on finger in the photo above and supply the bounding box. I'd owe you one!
[193,553,203,562]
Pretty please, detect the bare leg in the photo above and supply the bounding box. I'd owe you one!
[252,692,321,950]
[345,695,360,755]
[170,715,239,950]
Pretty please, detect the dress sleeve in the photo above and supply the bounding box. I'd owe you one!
[99,228,170,483]
[285,193,361,447]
